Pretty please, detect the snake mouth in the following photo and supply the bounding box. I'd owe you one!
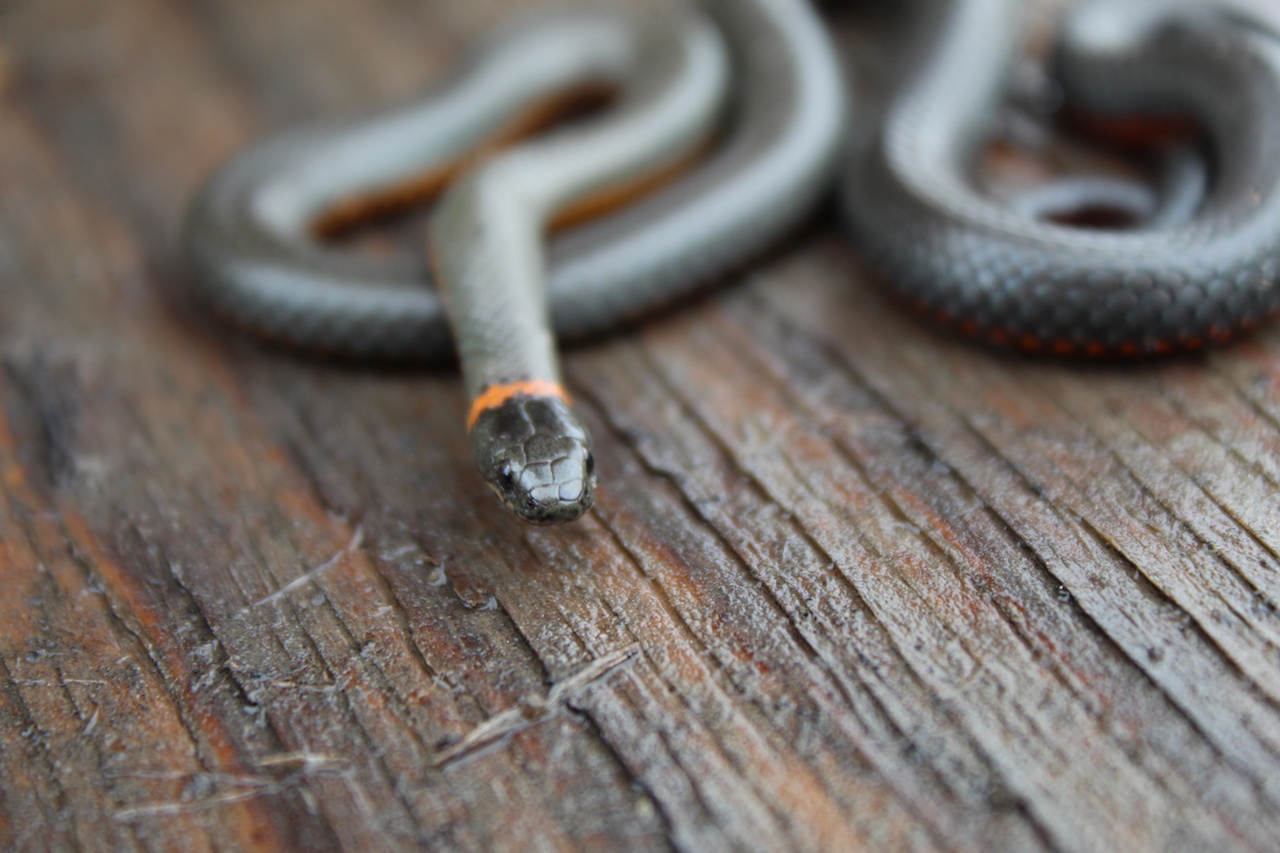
[470,394,597,524]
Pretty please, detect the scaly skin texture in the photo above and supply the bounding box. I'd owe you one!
[183,0,847,522]
[182,0,846,360]
[429,8,728,519]
[844,0,1280,354]
[469,396,596,524]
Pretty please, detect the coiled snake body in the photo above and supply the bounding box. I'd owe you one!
[184,0,848,523]
[843,0,1280,355]
[185,0,1280,524]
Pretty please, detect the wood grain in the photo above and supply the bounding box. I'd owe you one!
[0,0,1278,850]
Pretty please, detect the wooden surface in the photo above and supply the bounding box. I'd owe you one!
[2,0,1280,850]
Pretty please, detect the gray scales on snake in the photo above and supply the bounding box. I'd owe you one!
[844,0,1280,355]
[184,0,1280,524]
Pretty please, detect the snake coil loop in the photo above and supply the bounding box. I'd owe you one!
[843,0,1280,355]
[183,0,848,522]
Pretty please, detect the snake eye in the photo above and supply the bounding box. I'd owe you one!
[495,465,515,492]
[585,453,595,476]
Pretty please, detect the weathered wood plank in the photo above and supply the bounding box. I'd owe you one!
[757,245,1280,842]
[2,0,1280,850]
[603,306,1247,851]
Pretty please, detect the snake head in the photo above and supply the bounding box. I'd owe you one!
[469,394,597,524]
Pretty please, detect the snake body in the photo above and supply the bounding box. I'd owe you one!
[183,0,848,522]
[433,10,730,524]
[187,0,1280,524]
[843,0,1280,355]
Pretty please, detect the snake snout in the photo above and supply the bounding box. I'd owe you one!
[470,394,597,524]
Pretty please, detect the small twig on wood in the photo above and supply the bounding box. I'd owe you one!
[17,679,110,687]
[111,755,347,821]
[430,645,640,769]
[81,705,100,736]
[249,525,364,610]
[114,787,282,821]
[255,752,345,770]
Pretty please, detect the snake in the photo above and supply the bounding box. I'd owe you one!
[1006,145,1209,230]
[187,0,1280,524]
[182,0,848,523]
[843,0,1280,356]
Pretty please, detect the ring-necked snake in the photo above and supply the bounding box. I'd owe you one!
[183,0,848,523]
[843,0,1280,356]
[186,0,1280,524]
